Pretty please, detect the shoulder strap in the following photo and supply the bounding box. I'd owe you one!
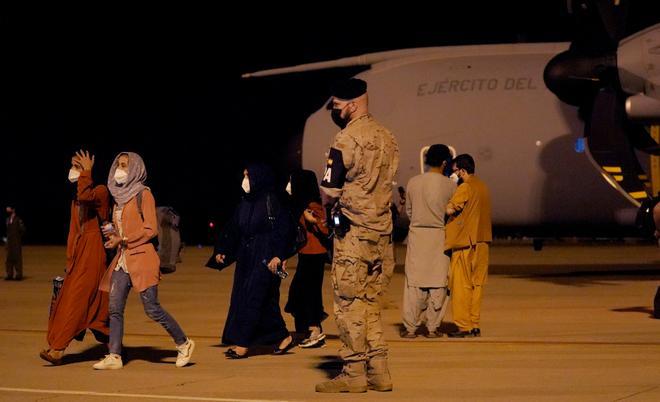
[266,194,275,228]
[137,190,144,221]
[135,189,159,249]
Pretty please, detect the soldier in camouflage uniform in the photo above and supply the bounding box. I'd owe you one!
[316,78,399,393]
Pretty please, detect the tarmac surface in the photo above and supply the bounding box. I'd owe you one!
[1,243,659,401]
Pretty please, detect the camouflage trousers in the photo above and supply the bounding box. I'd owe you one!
[332,226,394,363]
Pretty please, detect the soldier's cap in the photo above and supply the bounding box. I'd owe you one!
[330,78,367,101]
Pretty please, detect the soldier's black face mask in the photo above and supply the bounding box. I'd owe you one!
[331,108,348,129]
[329,100,352,129]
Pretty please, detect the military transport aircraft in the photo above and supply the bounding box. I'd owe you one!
[242,0,659,231]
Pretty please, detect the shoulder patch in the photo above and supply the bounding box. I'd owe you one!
[321,147,347,189]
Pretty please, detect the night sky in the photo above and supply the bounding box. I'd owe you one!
[2,4,659,244]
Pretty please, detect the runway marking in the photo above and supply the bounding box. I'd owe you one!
[4,328,660,347]
[0,387,291,402]
[389,339,660,346]
[0,328,220,340]
[613,385,660,401]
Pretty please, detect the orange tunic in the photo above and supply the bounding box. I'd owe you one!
[445,175,492,251]
[299,202,329,255]
[47,171,110,350]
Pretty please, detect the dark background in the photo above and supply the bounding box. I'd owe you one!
[2,3,659,244]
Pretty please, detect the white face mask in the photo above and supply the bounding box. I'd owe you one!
[449,173,459,183]
[242,176,250,194]
[285,181,292,195]
[114,168,129,184]
[68,168,81,183]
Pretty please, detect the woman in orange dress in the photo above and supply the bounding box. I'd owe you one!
[40,150,110,365]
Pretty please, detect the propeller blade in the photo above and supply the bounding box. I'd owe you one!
[568,0,629,55]
[586,88,649,205]
[628,125,660,155]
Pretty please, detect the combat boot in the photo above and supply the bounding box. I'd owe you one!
[315,362,368,393]
[367,356,393,391]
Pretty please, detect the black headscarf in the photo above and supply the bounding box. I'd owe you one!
[245,163,276,200]
[289,169,321,218]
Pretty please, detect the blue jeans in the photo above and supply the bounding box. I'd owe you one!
[108,269,187,355]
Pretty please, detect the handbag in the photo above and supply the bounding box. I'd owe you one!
[49,276,64,318]
[266,194,307,259]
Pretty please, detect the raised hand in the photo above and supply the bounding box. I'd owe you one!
[74,150,95,171]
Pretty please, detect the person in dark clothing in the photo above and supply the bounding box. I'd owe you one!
[5,205,26,281]
[210,163,294,359]
[284,169,329,348]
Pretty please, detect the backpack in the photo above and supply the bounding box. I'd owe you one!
[134,191,181,274]
[266,194,307,260]
[156,206,182,274]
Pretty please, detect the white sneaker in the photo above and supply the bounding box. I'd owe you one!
[299,332,327,348]
[176,338,195,368]
[92,353,123,370]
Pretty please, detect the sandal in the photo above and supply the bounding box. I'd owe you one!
[273,336,295,355]
[225,348,248,359]
[39,348,64,365]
